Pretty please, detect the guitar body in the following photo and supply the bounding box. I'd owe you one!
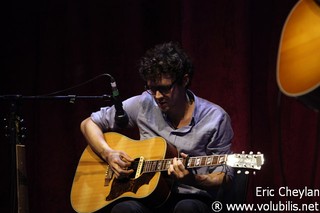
[70,132,175,213]
[277,0,320,108]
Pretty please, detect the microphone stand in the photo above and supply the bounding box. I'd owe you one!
[0,94,112,213]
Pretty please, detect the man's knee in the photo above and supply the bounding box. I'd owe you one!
[174,199,210,213]
[110,200,151,213]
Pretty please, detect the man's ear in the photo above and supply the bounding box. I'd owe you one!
[182,74,190,87]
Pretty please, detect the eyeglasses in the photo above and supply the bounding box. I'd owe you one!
[145,79,178,95]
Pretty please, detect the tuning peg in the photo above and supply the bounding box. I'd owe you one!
[253,171,256,175]
[245,171,249,175]
[20,127,27,135]
[249,151,253,154]
[257,151,261,154]
[237,170,241,174]
[4,124,9,137]
[242,151,245,154]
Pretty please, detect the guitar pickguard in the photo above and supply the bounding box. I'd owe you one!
[106,173,155,201]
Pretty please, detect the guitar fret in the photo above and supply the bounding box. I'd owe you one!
[166,160,171,170]
[212,156,218,165]
[156,161,162,171]
[150,161,154,171]
[144,161,149,172]
[188,158,193,167]
[152,161,157,171]
[160,160,165,171]
[195,157,200,166]
[188,157,199,168]
[202,157,208,166]
[218,156,226,164]
[147,161,152,172]
[147,161,153,172]
[162,160,167,171]
[206,156,212,165]
[147,161,152,171]
[188,158,195,168]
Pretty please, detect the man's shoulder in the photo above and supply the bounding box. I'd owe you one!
[125,92,155,110]
[192,92,229,121]
[194,95,226,114]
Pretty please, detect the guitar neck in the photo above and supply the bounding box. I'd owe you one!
[143,155,227,173]
[16,144,29,213]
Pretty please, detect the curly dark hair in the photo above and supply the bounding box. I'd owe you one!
[139,42,194,87]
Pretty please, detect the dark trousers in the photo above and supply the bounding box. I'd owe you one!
[106,194,213,213]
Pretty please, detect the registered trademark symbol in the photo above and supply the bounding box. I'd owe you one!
[211,201,223,212]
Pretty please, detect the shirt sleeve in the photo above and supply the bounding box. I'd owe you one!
[207,110,234,178]
[90,95,141,132]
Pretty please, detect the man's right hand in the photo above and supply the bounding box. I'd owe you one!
[103,149,134,179]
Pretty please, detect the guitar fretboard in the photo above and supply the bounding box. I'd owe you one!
[142,155,227,173]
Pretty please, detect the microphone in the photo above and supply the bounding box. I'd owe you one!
[109,76,129,128]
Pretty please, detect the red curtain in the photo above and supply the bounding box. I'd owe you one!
[1,0,319,212]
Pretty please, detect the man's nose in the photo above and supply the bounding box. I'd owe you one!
[154,90,163,98]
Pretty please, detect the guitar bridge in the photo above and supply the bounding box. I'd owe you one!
[105,165,113,186]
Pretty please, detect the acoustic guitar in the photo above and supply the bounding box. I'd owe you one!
[277,0,320,108]
[5,107,29,213]
[70,132,264,213]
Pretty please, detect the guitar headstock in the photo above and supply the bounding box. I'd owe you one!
[226,152,264,174]
[4,114,27,143]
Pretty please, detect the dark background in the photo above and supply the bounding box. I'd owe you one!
[1,0,319,212]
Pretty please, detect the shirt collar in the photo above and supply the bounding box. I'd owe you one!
[159,90,197,130]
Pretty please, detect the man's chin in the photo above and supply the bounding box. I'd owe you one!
[157,103,169,112]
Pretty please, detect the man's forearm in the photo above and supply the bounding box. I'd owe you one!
[194,172,228,189]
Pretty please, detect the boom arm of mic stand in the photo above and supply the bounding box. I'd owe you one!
[0,94,112,103]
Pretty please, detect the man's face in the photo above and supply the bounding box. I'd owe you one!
[146,75,183,113]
